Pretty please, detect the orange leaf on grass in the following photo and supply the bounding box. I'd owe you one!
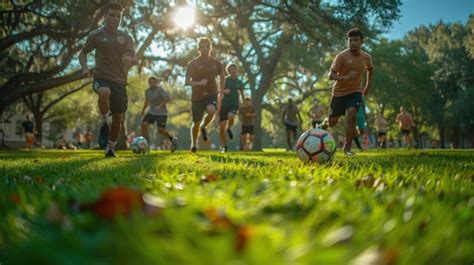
[204,207,234,229]
[235,225,251,253]
[200,174,219,183]
[89,186,144,220]
[9,193,21,204]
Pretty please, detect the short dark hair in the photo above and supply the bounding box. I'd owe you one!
[105,3,123,13]
[198,37,212,47]
[148,76,158,82]
[346,28,364,40]
[245,97,251,101]
[226,63,237,73]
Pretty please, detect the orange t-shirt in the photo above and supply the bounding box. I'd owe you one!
[330,49,373,97]
[396,112,413,130]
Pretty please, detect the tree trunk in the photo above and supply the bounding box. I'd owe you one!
[32,111,43,144]
[252,99,263,151]
[437,121,445,148]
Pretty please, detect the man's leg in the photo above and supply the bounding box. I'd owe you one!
[286,129,292,150]
[227,112,235,139]
[344,107,357,152]
[201,104,216,128]
[200,104,216,142]
[248,135,255,150]
[141,121,149,140]
[191,120,201,149]
[105,112,123,156]
[97,87,111,116]
[240,133,246,151]
[354,128,363,151]
[157,127,171,139]
[219,121,227,147]
[328,117,339,128]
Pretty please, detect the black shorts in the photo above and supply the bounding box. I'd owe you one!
[142,114,167,128]
[378,131,387,137]
[241,125,254,135]
[219,105,239,122]
[329,92,362,118]
[93,78,128,113]
[312,120,322,128]
[401,129,410,136]
[284,122,297,133]
[192,95,217,122]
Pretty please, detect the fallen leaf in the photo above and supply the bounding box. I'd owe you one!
[200,174,219,183]
[9,193,21,204]
[235,225,251,253]
[87,187,144,220]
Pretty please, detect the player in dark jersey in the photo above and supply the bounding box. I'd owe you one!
[218,63,244,152]
[185,37,225,153]
[79,3,137,157]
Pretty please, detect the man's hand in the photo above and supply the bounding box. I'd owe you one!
[82,67,90,77]
[121,54,134,67]
[223,88,231,95]
[195,79,208,86]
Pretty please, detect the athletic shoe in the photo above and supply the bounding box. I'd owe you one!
[343,148,354,156]
[191,146,197,153]
[227,129,233,140]
[320,118,329,130]
[200,126,208,142]
[98,122,109,149]
[105,149,117,158]
[171,137,178,153]
[220,146,228,153]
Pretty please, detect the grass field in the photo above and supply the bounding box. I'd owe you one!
[0,149,473,265]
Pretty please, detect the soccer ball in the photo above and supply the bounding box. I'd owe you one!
[296,129,336,164]
[131,136,149,154]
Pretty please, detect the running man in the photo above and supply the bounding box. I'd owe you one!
[323,28,373,156]
[218,63,244,152]
[375,113,388,148]
[185,37,225,153]
[79,3,137,157]
[22,115,35,149]
[282,98,303,151]
[239,98,257,151]
[395,106,416,148]
[309,99,325,128]
[140,76,178,152]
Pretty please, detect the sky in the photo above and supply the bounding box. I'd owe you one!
[384,0,474,39]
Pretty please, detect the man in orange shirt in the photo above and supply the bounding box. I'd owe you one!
[395,106,416,148]
[324,28,373,156]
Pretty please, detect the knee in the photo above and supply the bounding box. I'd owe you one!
[98,87,111,98]
[207,105,216,115]
[329,117,338,127]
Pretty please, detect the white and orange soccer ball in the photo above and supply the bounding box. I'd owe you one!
[296,129,337,163]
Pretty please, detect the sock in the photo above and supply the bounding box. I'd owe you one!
[101,113,109,123]
[354,137,362,150]
[106,140,117,152]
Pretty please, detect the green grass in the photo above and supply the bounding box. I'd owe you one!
[0,149,473,265]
